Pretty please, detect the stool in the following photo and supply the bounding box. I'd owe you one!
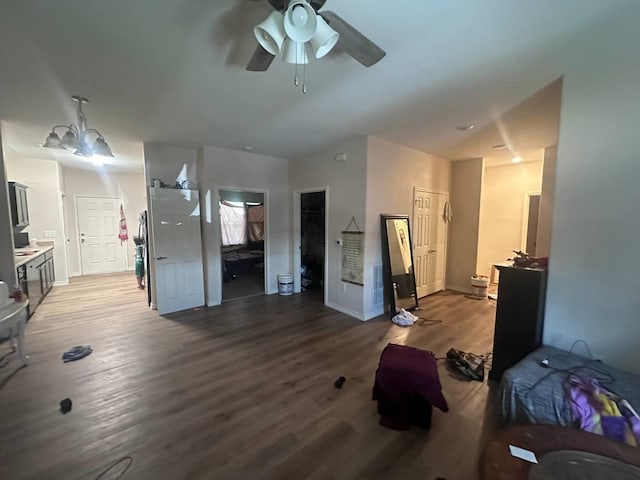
[372,343,448,430]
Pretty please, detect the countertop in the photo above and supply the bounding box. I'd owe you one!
[14,245,54,268]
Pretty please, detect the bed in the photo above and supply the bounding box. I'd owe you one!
[499,345,640,426]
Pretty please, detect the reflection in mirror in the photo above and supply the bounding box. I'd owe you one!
[381,214,419,316]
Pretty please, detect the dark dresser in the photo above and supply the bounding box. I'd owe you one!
[489,266,547,381]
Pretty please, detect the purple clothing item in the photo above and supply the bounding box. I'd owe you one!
[373,344,448,429]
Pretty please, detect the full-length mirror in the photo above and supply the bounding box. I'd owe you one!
[380,214,419,316]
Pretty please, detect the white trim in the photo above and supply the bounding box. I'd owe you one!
[521,191,541,252]
[325,301,365,321]
[214,185,269,301]
[69,271,82,278]
[53,280,69,286]
[292,186,329,306]
[74,194,128,275]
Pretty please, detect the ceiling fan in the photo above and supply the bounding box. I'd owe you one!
[246,0,386,72]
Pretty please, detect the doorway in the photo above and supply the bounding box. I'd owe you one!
[523,193,541,255]
[412,188,448,298]
[76,196,127,275]
[219,189,265,301]
[293,187,328,302]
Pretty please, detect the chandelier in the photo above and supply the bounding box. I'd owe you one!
[43,95,114,158]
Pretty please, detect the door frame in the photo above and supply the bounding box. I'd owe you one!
[412,187,449,296]
[214,185,270,299]
[520,191,541,252]
[74,194,128,276]
[293,186,329,304]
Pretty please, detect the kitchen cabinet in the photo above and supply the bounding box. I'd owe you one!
[22,249,55,317]
[9,182,29,228]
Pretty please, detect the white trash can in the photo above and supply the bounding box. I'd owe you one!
[278,274,294,296]
[470,275,489,299]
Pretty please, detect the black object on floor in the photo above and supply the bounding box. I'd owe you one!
[334,376,346,389]
[62,345,93,363]
[60,398,72,413]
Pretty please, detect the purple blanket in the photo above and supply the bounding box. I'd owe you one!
[373,344,448,429]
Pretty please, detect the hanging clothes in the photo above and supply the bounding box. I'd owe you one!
[247,205,265,242]
[220,201,247,246]
[443,201,453,223]
[118,204,129,245]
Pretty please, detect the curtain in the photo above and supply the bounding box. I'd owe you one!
[220,201,247,246]
[247,205,265,242]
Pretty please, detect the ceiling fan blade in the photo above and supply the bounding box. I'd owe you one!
[267,0,286,11]
[309,0,327,11]
[320,11,386,68]
[246,45,276,71]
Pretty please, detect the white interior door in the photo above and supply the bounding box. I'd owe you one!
[413,189,448,298]
[77,196,126,275]
[150,187,205,315]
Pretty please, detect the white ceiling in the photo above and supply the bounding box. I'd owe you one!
[0,0,627,170]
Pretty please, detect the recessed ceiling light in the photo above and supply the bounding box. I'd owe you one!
[492,144,508,150]
[244,146,254,151]
[512,156,523,164]
[456,125,475,131]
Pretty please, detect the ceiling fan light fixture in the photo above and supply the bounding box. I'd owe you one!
[92,136,115,157]
[284,0,317,43]
[43,131,65,149]
[254,10,286,55]
[281,39,309,64]
[310,16,339,59]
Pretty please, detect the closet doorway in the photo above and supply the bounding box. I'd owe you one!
[219,189,266,301]
[293,188,327,302]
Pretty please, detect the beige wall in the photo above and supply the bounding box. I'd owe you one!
[476,160,543,277]
[446,158,483,292]
[365,136,450,318]
[544,6,640,373]
[5,156,68,284]
[200,145,290,305]
[0,131,17,286]
[144,143,290,307]
[62,167,146,276]
[289,137,368,319]
[536,146,557,257]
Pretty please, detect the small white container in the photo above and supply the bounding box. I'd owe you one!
[277,274,294,296]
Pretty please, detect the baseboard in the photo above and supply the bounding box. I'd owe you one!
[446,284,475,295]
[325,301,366,321]
[54,280,69,286]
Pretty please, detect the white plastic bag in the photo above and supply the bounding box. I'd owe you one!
[392,308,418,327]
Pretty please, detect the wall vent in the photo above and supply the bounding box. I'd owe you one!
[373,264,384,305]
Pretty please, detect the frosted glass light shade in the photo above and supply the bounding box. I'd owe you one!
[310,16,339,59]
[284,1,317,43]
[281,39,309,64]
[254,11,286,55]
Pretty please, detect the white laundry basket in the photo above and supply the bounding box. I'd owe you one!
[470,276,489,299]
[278,274,294,296]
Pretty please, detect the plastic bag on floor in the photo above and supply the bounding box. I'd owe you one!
[392,309,418,327]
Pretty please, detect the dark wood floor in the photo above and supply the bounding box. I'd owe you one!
[0,273,500,480]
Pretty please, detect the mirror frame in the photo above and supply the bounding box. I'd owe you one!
[380,214,419,318]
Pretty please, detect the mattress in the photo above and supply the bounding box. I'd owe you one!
[499,345,640,426]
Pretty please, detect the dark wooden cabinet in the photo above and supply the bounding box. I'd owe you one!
[488,266,547,382]
[9,182,29,228]
[22,250,55,317]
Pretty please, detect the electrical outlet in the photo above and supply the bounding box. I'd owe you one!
[42,230,56,238]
